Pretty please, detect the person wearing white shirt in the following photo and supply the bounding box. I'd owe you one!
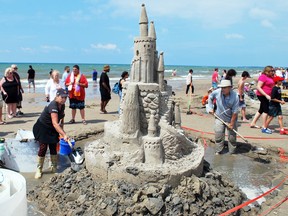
[45,70,65,102]
[185,69,194,96]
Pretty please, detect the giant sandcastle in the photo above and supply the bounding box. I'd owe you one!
[85,4,204,187]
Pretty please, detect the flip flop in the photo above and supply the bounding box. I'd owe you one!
[250,125,260,129]
[0,121,6,125]
[82,120,87,125]
[68,119,75,124]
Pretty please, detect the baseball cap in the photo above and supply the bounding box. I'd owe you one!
[56,89,68,97]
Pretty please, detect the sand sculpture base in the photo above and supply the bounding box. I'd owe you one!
[85,121,204,187]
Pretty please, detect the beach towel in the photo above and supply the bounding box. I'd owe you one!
[69,72,82,97]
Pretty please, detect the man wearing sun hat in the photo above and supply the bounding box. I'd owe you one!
[207,79,239,155]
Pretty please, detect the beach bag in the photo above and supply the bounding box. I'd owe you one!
[112,82,120,94]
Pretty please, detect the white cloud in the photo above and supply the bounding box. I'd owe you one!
[249,8,277,20]
[249,7,277,28]
[20,47,34,52]
[107,0,251,28]
[91,43,118,50]
[225,34,244,40]
[0,49,11,53]
[40,45,64,51]
[261,19,273,28]
[60,10,91,21]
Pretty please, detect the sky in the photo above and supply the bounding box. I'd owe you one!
[0,0,288,67]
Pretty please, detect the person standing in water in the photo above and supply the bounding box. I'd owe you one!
[27,65,36,93]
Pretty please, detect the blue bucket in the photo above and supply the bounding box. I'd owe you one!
[59,138,75,155]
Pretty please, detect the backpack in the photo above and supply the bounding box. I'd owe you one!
[112,82,120,94]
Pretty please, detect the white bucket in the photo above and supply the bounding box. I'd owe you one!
[0,169,27,216]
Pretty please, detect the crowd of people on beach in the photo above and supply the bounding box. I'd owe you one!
[1,63,288,176]
[32,64,130,179]
[0,64,24,124]
[0,63,130,178]
[187,65,288,155]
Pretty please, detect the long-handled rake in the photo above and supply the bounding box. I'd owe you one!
[214,113,249,144]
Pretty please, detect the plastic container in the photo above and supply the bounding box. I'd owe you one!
[0,169,27,216]
[0,143,5,157]
[59,138,75,155]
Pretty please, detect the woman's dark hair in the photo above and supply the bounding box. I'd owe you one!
[225,69,237,86]
[226,69,237,77]
[121,71,129,78]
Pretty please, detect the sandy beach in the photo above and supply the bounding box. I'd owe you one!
[1,78,288,215]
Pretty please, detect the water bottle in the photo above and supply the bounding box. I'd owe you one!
[0,143,5,157]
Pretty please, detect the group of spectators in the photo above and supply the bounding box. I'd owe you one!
[249,66,287,135]
[0,62,129,179]
[0,64,25,124]
[194,66,288,155]
[32,64,129,179]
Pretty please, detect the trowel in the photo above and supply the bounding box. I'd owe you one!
[67,139,85,171]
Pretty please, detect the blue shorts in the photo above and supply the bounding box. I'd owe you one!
[268,105,282,117]
[212,82,218,89]
[238,95,246,108]
[69,98,85,110]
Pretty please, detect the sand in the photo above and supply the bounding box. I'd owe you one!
[1,78,288,215]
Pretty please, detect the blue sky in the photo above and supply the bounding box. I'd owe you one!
[0,0,288,67]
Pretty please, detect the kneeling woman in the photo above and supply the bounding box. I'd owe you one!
[33,89,69,179]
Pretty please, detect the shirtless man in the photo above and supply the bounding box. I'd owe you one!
[237,71,251,122]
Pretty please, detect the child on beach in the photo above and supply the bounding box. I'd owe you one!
[237,71,251,122]
[266,76,288,135]
[202,87,213,107]
[202,87,217,113]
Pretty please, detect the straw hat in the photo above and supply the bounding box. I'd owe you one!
[218,80,232,88]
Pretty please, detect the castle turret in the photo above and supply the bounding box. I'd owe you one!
[139,4,148,37]
[157,52,165,91]
[148,21,156,39]
[143,114,164,164]
[120,83,140,136]
[131,4,156,83]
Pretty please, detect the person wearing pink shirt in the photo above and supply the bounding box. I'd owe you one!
[250,66,275,134]
[212,68,219,89]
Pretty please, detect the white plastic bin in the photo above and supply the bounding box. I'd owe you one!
[0,169,27,216]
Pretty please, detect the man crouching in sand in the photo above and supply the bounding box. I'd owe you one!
[207,79,239,155]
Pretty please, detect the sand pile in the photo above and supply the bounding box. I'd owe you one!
[27,161,257,216]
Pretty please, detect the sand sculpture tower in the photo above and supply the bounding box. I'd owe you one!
[130,4,159,84]
[85,4,204,187]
